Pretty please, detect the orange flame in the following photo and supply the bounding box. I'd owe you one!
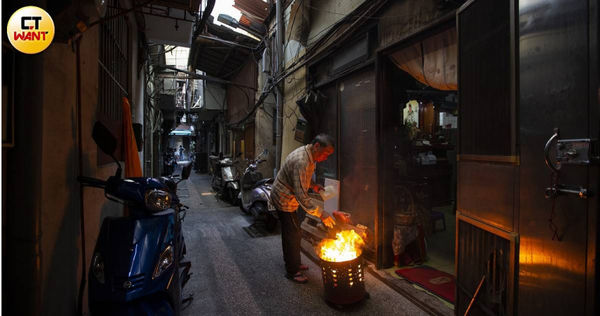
[318,230,365,262]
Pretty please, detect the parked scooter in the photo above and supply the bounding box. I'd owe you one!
[238,149,277,231]
[163,148,177,176]
[211,153,241,205]
[78,122,192,316]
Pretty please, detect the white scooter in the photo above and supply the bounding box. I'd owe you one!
[238,150,277,231]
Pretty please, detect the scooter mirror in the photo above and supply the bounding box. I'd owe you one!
[92,121,117,156]
[181,163,193,180]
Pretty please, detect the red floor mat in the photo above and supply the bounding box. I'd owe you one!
[395,266,455,303]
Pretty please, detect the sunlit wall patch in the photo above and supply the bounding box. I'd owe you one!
[7,6,55,54]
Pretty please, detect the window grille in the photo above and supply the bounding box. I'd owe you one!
[98,0,129,162]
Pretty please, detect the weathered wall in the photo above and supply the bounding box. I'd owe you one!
[255,104,275,177]
[280,65,307,161]
[307,0,366,46]
[40,25,125,315]
[226,57,257,124]
[280,0,369,163]
[254,54,276,177]
[205,82,227,111]
[280,0,309,162]
[3,2,46,314]
[378,0,456,50]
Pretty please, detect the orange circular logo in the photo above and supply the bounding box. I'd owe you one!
[6,6,55,54]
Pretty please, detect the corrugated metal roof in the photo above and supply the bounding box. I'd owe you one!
[233,0,270,23]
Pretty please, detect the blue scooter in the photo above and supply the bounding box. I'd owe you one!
[78,122,192,316]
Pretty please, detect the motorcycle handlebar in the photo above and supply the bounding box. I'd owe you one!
[77,176,107,188]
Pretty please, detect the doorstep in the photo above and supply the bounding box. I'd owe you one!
[300,219,454,316]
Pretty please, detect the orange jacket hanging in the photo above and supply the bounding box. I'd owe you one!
[122,97,143,178]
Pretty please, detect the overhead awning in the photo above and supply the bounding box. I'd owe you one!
[188,20,260,78]
[170,130,193,136]
[142,0,202,47]
[169,123,195,136]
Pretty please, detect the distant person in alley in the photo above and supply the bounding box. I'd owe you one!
[178,145,185,161]
[270,134,336,284]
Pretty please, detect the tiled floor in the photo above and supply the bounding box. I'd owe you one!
[425,205,456,275]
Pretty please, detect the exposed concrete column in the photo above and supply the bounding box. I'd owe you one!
[275,0,284,172]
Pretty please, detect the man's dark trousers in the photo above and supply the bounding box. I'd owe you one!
[277,209,305,276]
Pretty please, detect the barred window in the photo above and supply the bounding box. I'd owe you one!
[98,0,129,163]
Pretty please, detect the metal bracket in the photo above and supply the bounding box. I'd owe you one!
[544,129,595,199]
[545,184,590,199]
[557,138,600,165]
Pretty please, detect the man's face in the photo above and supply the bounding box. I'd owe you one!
[313,143,334,162]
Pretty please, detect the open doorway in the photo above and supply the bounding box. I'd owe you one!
[391,78,457,273]
[379,25,458,305]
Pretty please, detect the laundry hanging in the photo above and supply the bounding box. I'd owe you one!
[122,97,142,178]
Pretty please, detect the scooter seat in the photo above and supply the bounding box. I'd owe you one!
[255,178,274,187]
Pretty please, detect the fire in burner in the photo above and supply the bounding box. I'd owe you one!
[317,230,368,305]
[318,230,366,262]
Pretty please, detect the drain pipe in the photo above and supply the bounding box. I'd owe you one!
[274,0,284,174]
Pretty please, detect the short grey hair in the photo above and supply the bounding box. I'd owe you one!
[311,134,335,148]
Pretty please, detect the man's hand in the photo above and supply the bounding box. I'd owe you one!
[321,214,336,229]
[312,184,324,193]
[332,210,351,224]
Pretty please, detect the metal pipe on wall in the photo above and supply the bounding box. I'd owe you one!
[275,0,284,172]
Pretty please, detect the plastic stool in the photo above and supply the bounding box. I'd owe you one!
[431,210,446,233]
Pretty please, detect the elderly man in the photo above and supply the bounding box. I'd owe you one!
[270,134,337,283]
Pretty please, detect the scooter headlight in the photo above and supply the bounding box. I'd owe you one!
[152,245,174,279]
[145,189,171,212]
[92,253,105,284]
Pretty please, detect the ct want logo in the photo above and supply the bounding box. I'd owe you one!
[7,6,55,54]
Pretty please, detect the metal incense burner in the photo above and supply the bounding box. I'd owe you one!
[319,254,367,305]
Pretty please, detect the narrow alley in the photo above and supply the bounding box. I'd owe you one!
[179,173,430,315]
[3,0,600,315]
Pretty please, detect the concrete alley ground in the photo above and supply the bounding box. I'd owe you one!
[178,173,429,315]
